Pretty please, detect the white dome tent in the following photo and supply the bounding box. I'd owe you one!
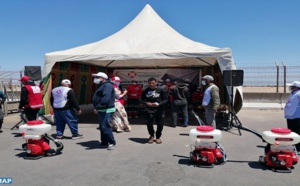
[43,4,242,112]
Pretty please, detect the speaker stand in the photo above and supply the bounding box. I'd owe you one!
[227,85,242,135]
[11,112,28,130]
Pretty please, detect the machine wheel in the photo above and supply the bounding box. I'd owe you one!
[189,152,195,163]
[22,143,27,150]
[264,144,270,155]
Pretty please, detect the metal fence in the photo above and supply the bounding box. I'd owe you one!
[0,70,22,87]
[238,65,300,87]
[1,65,300,89]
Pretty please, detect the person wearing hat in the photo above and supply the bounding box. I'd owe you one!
[284,81,300,151]
[92,72,117,150]
[50,79,83,140]
[201,75,220,128]
[18,76,44,121]
[126,79,143,118]
[109,76,131,133]
[0,90,7,133]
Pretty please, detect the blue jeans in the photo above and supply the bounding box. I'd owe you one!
[54,109,79,136]
[97,111,116,145]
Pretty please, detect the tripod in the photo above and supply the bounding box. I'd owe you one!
[222,70,244,135]
[11,111,28,130]
[227,85,243,135]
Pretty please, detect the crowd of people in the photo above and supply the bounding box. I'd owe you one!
[3,72,299,152]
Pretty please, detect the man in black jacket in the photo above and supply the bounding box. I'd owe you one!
[169,79,190,127]
[141,77,168,144]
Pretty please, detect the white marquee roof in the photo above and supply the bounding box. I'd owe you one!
[44,4,236,77]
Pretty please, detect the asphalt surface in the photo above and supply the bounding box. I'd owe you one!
[0,107,299,186]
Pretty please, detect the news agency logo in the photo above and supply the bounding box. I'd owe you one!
[0,178,12,184]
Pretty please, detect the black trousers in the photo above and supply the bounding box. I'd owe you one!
[24,107,40,121]
[287,118,300,150]
[144,109,164,139]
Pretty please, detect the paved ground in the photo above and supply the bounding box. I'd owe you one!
[0,108,299,186]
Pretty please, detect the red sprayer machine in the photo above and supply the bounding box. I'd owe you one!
[189,125,227,167]
[189,110,227,167]
[19,120,63,159]
[258,128,300,172]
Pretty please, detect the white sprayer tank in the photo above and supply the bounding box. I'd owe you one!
[189,126,222,142]
[19,120,52,135]
[262,128,300,146]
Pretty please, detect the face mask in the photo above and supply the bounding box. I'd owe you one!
[132,82,137,85]
[201,80,206,86]
[115,82,120,87]
[94,78,101,84]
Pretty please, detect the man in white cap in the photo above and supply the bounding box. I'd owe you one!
[284,81,300,151]
[201,75,220,128]
[51,79,82,139]
[92,72,117,150]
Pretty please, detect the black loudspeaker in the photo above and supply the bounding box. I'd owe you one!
[24,66,42,81]
[223,70,244,86]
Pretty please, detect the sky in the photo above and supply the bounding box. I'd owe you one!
[0,0,299,71]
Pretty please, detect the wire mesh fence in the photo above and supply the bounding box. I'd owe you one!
[1,65,299,89]
[238,65,300,87]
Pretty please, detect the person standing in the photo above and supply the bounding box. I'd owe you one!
[192,87,203,109]
[284,81,300,151]
[51,79,83,139]
[201,75,220,128]
[126,79,143,118]
[92,72,117,150]
[141,77,168,144]
[169,79,190,127]
[110,76,131,133]
[18,76,43,121]
[0,90,7,133]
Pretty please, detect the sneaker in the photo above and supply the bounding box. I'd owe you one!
[148,136,154,144]
[0,129,3,133]
[107,144,116,150]
[156,138,162,144]
[56,135,63,139]
[181,124,188,127]
[72,134,83,140]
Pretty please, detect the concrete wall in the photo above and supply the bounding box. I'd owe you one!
[243,93,289,103]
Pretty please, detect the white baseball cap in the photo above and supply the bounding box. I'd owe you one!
[61,79,71,85]
[92,72,108,79]
[202,75,214,81]
[289,81,300,88]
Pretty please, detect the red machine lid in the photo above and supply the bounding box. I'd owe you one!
[271,128,291,134]
[27,120,44,125]
[196,126,214,132]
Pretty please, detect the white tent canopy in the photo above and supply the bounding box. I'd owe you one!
[44,4,236,77]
